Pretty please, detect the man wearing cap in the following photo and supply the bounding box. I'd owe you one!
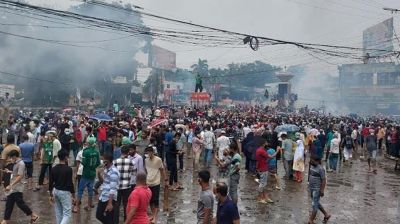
[76,136,100,212]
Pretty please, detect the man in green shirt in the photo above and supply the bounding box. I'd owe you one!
[34,134,53,191]
[76,136,100,212]
[195,74,203,93]
[229,143,242,205]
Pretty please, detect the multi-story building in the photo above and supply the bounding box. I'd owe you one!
[338,62,400,114]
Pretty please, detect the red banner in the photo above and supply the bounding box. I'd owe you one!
[191,92,210,101]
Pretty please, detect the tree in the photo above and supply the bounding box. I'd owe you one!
[191,59,209,76]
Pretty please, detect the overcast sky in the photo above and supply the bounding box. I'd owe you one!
[31,0,400,71]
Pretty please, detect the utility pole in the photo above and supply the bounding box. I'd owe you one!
[383,7,400,13]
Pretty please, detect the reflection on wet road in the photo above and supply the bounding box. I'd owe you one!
[1,154,399,224]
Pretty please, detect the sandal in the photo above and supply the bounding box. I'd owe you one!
[30,215,40,223]
[323,215,331,223]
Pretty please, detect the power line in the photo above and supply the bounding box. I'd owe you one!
[0,70,73,86]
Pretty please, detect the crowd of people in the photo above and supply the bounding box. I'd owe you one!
[0,104,398,224]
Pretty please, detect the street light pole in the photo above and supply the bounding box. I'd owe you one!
[383,7,400,13]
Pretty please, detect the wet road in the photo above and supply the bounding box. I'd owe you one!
[1,150,399,224]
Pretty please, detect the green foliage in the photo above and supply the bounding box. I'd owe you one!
[191,59,209,76]
[206,60,280,88]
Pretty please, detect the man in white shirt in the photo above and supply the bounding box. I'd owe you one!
[243,123,252,139]
[50,133,62,166]
[203,125,216,168]
[217,131,230,160]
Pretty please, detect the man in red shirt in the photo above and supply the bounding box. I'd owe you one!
[125,172,152,224]
[255,138,275,204]
[97,122,107,154]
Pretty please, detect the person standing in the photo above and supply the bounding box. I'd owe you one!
[128,144,144,190]
[113,145,133,224]
[213,182,240,224]
[308,156,330,224]
[1,134,21,196]
[96,153,120,224]
[217,131,230,160]
[365,129,378,174]
[34,133,53,191]
[1,150,39,224]
[177,129,186,171]
[255,138,274,203]
[203,125,215,168]
[144,146,167,224]
[167,133,181,191]
[197,170,214,224]
[49,150,76,224]
[18,135,35,190]
[281,133,294,179]
[77,136,100,212]
[125,172,152,224]
[293,136,305,183]
[341,134,354,164]
[328,133,340,172]
[192,132,204,171]
[228,143,241,205]
[97,122,108,155]
[51,132,62,166]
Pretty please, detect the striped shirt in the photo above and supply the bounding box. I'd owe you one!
[99,165,119,202]
[114,157,133,190]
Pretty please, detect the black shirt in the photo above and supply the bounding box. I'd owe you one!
[49,163,75,194]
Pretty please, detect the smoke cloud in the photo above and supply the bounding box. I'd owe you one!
[0,1,148,106]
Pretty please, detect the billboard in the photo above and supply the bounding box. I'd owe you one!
[363,18,394,56]
[149,45,176,71]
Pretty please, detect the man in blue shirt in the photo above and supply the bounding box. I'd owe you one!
[95,153,119,224]
[214,182,240,224]
[18,134,34,190]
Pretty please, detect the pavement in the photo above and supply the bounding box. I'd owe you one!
[0,149,399,224]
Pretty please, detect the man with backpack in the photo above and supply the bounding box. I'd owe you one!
[342,134,354,165]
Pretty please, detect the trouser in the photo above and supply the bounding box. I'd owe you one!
[158,144,165,162]
[390,143,399,157]
[71,142,79,162]
[3,163,13,188]
[244,154,250,171]
[77,177,94,200]
[378,139,383,150]
[169,164,178,185]
[283,159,294,178]
[96,200,116,224]
[203,148,212,167]
[386,142,391,155]
[249,159,257,173]
[325,146,330,161]
[179,153,184,170]
[310,190,325,214]
[38,163,52,185]
[114,188,131,224]
[229,173,240,203]
[99,141,106,155]
[195,83,203,92]
[4,192,32,220]
[329,153,339,170]
[54,189,72,224]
